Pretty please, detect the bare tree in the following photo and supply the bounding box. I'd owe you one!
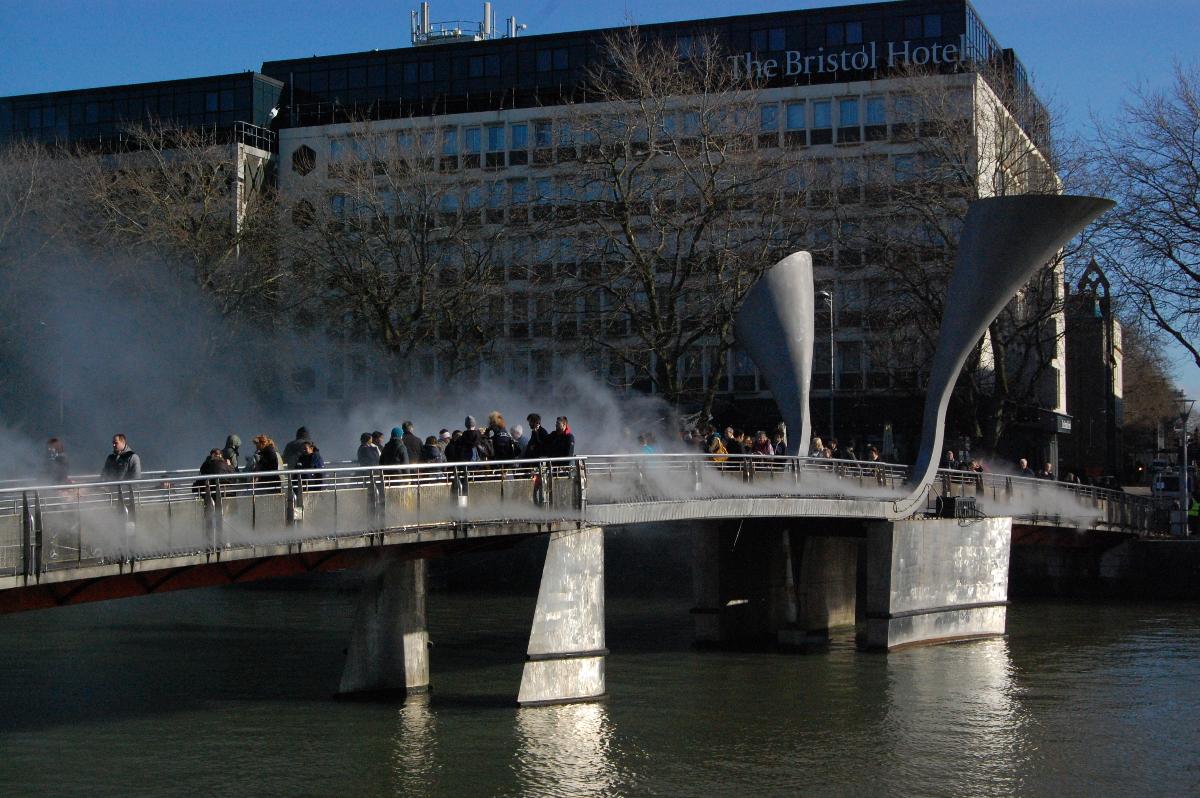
[68,122,284,322]
[285,120,512,388]
[1086,63,1200,371]
[563,29,810,419]
[1119,320,1180,460]
[843,61,1071,450]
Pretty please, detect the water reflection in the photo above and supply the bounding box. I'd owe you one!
[389,693,441,793]
[513,702,621,797]
[881,638,1030,794]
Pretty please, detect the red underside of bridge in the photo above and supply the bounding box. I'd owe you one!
[0,536,522,615]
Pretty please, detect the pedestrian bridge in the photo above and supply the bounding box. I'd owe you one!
[0,454,1161,705]
[0,453,1156,604]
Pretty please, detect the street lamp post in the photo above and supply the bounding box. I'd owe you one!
[1176,393,1195,536]
[819,290,835,439]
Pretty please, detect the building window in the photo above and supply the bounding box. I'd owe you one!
[750,27,785,52]
[865,95,887,141]
[811,100,832,145]
[905,13,942,39]
[486,125,504,151]
[441,128,458,155]
[510,123,528,149]
[837,97,861,143]
[760,105,778,131]
[825,22,863,46]
[785,102,805,130]
[463,127,481,168]
[536,48,568,72]
[534,120,552,148]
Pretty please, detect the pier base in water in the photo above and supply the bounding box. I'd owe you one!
[865,517,1011,651]
[518,527,607,706]
[339,557,430,696]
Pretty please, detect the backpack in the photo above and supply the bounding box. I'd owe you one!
[709,438,728,462]
[492,430,518,460]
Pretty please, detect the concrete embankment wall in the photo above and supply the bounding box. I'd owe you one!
[1011,535,1200,600]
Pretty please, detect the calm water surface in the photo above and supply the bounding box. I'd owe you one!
[1,575,1199,797]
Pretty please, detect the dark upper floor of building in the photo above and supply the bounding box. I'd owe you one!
[0,72,282,148]
[260,0,1043,134]
[0,0,1044,150]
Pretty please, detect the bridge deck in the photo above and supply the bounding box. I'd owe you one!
[0,454,1160,612]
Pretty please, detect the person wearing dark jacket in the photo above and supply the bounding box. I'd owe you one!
[283,426,311,469]
[194,448,235,493]
[381,427,410,466]
[545,416,575,458]
[447,417,484,462]
[101,433,142,482]
[44,438,69,484]
[402,422,422,464]
[222,434,242,470]
[251,434,283,492]
[357,433,381,466]
[525,413,550,458]
[297,441,326,490]
[420,436,447,463]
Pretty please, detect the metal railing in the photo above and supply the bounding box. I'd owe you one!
[0,454,1162,580]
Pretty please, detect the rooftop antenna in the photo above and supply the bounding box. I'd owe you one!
[410,2,525,46]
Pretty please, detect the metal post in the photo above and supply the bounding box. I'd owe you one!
[820,290,836,438]
[1182,411,1191,536]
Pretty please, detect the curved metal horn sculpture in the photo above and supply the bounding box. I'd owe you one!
[734,251,815,453]
[900,194,1115,511]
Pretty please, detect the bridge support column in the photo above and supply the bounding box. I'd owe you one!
[339,556,429,696]
[865,517,1011,651]
[780,533,860,647]
[518,526,606,706]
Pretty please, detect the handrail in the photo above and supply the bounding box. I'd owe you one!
[0,453,1164,582]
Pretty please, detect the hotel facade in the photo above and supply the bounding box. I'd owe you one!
[2,0,1082,466]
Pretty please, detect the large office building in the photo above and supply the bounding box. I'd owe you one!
[0,0,1072,464]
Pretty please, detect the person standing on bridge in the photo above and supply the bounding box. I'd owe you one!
[401,422,422,463]
[357,433,381,466]
[525,414,550,458]
[283,427,311,470]
[381,427,410,466]
[222,435,242,470]
[545,416,575,458]
[297,440,326,491]
[251,435,283,492]
[101,434,141,482]
[44,437,69,484]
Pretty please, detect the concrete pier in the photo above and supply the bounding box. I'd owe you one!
[339,557,430,696]
[786,534,859,645]
[865,517,1011,651]
[517,526,607,706]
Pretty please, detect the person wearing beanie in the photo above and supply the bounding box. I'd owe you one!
[381,426,409,466]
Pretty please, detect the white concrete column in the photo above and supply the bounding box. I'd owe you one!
[339,557,429,696]
[866,517,1011,651]
[518,527,606,706]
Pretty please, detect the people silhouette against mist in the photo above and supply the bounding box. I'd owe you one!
[545,416,575,458]
[222,435,242,470]
[101,434,141,482]
[44,438,69,484]
[357,432,381,466]
[282,427,311,470]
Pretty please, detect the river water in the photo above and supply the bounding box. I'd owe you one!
[2,570,1199,797]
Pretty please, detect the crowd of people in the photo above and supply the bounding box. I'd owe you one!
[36,412,578,486]
[34,417,1103,491]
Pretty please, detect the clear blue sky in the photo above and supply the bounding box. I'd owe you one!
[2,0,1197,390]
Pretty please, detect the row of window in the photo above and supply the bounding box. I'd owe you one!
[3,89,248,133]
[284,46,571,93]
[296,89,961,176]
[681,12,945,59]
